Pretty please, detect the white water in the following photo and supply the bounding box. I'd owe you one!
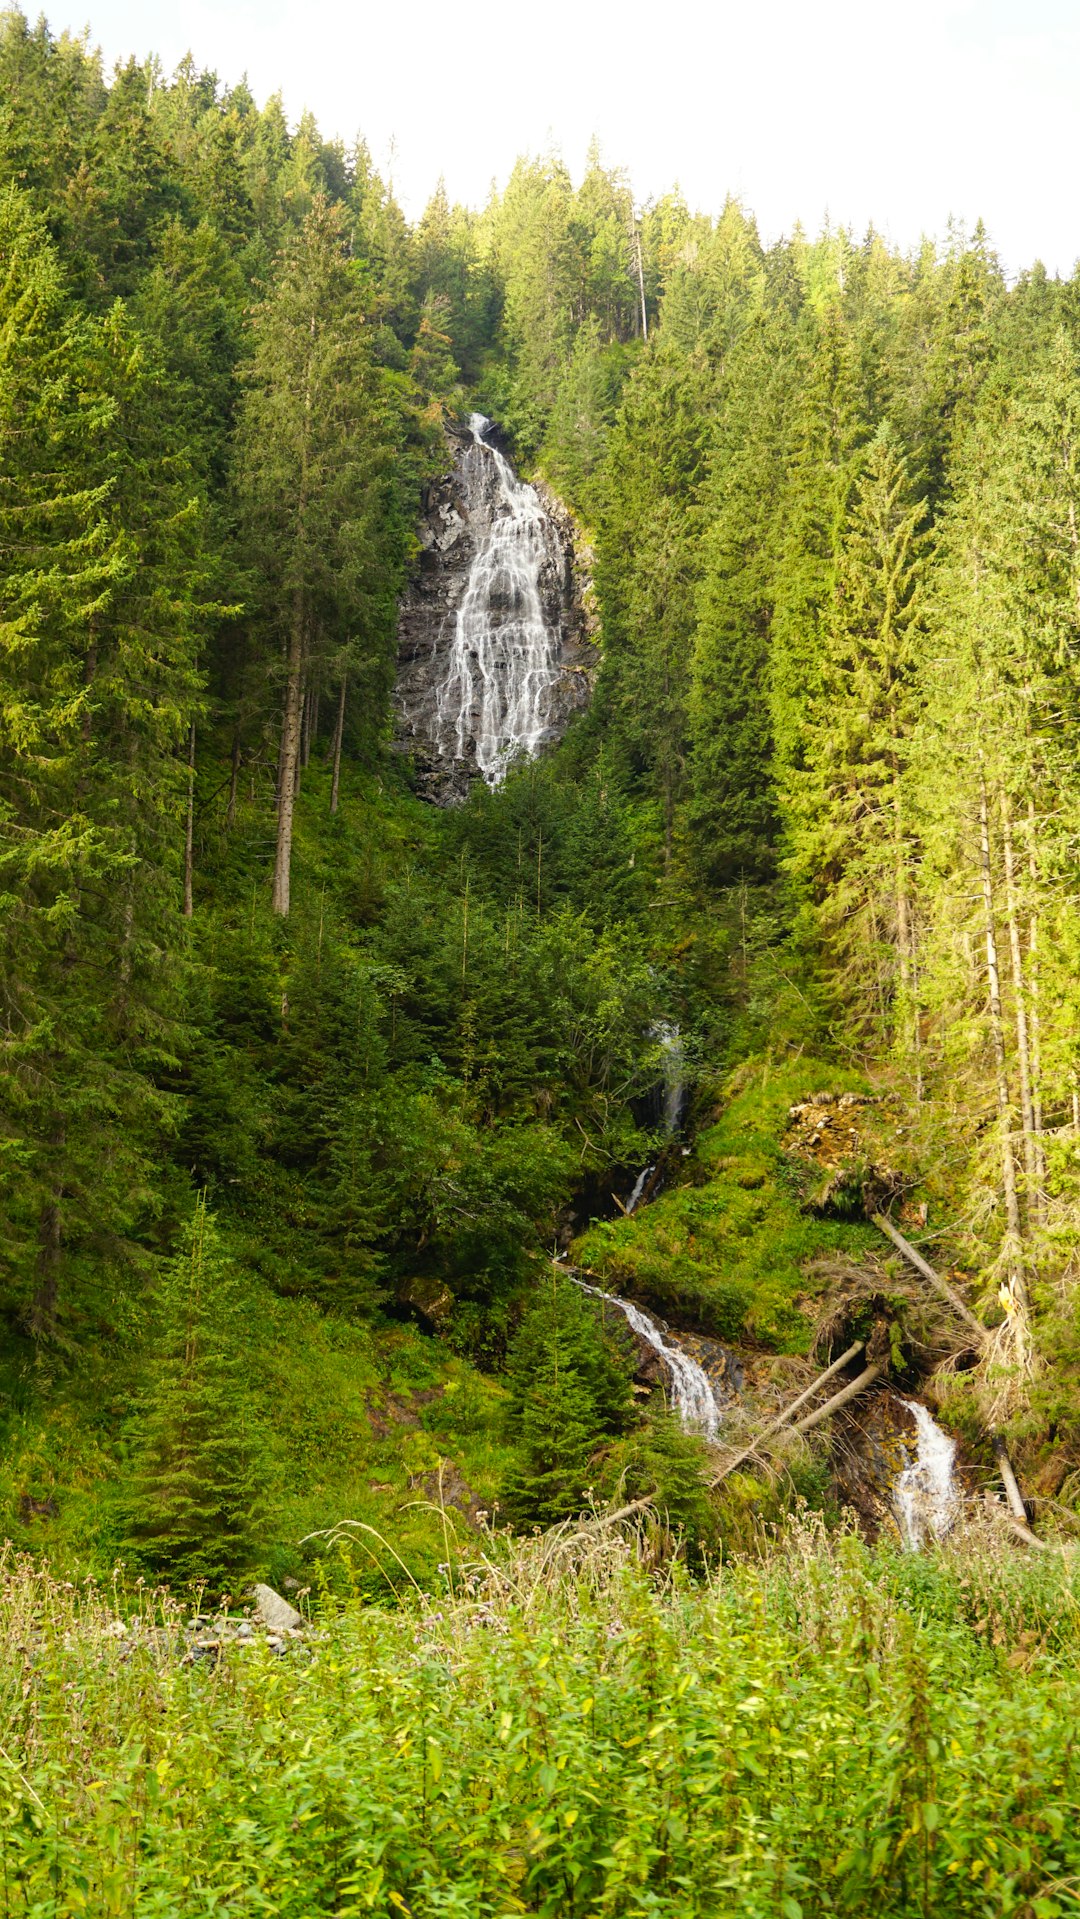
[621,1025,686,1212]
[893,1399,960,1548]
[568,1272,721,1440]
[625,1165,655,1215]
[656,1022,686,1134]
[435,414,562,784]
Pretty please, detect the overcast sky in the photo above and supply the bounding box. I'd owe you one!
[47,0,1080,277]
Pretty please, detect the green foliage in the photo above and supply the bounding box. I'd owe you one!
[123,1199,260,1586]
[502,1273,635,1525]
[575,1062,878,1349]
[2,1534,1079,1914]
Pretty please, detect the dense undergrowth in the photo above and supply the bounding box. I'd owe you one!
[2,1524,1077,1917]
[574,1061,882,1349]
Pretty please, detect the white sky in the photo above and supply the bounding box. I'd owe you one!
[48,0,1080,278]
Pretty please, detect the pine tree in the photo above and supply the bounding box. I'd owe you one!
[1,189,207,1335]
[782,422,928,1043]
[233,194,403,915]
[124,1197,260,1588]
[502,1274,634,1528]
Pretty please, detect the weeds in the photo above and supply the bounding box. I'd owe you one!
[0,1523,1077,1914]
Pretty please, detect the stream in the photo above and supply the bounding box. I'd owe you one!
[566,1271,723,1440]
[892,1397,961,1547]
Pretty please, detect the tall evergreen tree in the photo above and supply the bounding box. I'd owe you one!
[233,194,406,915]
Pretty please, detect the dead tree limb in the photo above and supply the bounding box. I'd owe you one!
[871,1217,1042,1537]
[871,1213,986,1342]
[791,1362,884,1434]
[992,1433,1030,1525]
[709,1341,866,1485]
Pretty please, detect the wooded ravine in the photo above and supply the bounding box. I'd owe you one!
[2,12,1080,1913]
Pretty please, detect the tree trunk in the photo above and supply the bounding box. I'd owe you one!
[226,728,241,831]
[894,782,922,1100]
[272,596,305,916]
[1025,798,1046,1217]
[182,718,195,918]
[634,225,648,341]
[999,790,1038,1224]
[978,765,1030,1359]
[330,672,347,815]
[709,1341,866,1484]
[293,679,306,796]
[301,679,317,770]
[792,1362,884,1433]
[871,1213,986,1341]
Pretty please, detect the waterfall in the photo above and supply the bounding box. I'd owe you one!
[568,1273,721,1439]
[893,1399,960,1548]
[434,414,563,785]
[620,1024,685,1213]
[625,1166,656,1215]
[655,1022,687,1135]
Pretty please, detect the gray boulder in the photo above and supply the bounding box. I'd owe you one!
[253,1583,303,1633]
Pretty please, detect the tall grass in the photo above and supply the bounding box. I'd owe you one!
[0,1521,1077,1916]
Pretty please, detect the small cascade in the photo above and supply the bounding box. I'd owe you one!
[625,1165,655,1216]
[620,1024,687,1212]
[893,1399,960,1548]
[656,1022,687,1135]
[434,414,563,784]
[568,1273,721,1439]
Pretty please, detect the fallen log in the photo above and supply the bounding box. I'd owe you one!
[871,1215,1041,1540]
[709,1340,866,1485]
[871,1212,986,1342]
[992,1433,1031,1526]
[791,1361,884,1434]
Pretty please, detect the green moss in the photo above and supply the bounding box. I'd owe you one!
[574,1058,879,1353]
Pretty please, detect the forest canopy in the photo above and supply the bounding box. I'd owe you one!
[1,6,1079,1583]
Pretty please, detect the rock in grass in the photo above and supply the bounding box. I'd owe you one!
[253,1584,302,1633]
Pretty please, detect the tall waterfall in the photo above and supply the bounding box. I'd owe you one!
[434,414,563,784]
[568,1272,721,1439]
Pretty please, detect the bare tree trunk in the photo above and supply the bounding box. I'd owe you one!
[1025,798,1046,1215]
[872,1213,986,1341]
[894,783,922,1100]
[634,224,648,341]
[293,680,306,796]
[182,719,195,918]
[226,728,241,831]
[978,766,1030,1361]
[1000,790,1038,1224]
[793,1363,884,1433]
[330,672,346,815]
[710,1341,866,1484]
[301,679,317,770]
[272,596,304,917]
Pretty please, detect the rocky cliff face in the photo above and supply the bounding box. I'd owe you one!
[394,417,598,805]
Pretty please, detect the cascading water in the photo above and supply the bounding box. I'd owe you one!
[892,1399,960,1548]
[620,1024,686,1212]
[625,1166,655,1215]
[434,414,563,784]
[568,1272,721,1439]
[655,1022,687,1135]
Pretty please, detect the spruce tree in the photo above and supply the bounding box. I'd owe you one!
[502,1276,633,1528]
[124,1198,260,1588]
[233,194,405,916]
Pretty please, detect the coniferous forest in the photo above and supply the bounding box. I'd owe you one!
[3,12,1080,1913]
